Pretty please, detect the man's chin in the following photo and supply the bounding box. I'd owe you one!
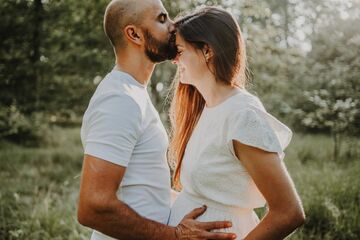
[146,49,178,63]
[143,30,177,62]
[145,51,168,63]
[167,47,178,60]
[167,36,177,59]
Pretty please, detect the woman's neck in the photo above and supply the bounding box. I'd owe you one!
[194,73,240,108]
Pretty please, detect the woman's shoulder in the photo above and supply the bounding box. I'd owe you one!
[226,90,293,155]
[204,89,267,123]
[229,89,266,112]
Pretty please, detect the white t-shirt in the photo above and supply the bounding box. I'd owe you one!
[81,69,171,240]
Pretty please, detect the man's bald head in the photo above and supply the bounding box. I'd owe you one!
[104,0,177,62]
[104,0,145,50]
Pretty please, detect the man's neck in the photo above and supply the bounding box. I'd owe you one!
[115,53,155,86]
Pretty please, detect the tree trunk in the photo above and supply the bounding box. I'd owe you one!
[333,132,341,162]
[283,0,289,48]
[30,0,43,112]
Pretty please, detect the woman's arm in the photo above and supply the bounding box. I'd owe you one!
[233,140,305,240]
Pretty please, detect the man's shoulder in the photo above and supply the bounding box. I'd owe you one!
[92,91,139,110]
[91,72,147,111]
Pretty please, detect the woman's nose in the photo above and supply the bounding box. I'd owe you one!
[172,57,179,65]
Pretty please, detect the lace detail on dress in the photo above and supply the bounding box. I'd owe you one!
[226,106,292,161]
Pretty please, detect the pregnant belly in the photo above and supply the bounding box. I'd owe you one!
[168,191,259,239]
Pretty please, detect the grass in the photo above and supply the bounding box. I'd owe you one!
[0,128,359,239]
[0,128,90,240]
[285,134,360,240]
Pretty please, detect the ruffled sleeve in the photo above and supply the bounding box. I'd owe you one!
[226,106,292,161]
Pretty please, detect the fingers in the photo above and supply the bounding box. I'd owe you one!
[202,231,237,240]
[200,220,232,231]
[184,205,207,219]
[176,217,236,240]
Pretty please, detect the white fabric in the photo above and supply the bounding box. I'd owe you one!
[81,69,171,240]
[168,89,292,239]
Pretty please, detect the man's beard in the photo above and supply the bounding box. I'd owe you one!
[143,29,177,63]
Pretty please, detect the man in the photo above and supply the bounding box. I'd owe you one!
[77,0,236,239]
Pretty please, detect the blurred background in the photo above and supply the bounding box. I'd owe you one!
[0,0,359,239]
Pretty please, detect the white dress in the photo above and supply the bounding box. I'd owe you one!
[168,89,292,239]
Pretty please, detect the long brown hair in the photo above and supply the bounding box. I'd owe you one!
[169,6,247,189]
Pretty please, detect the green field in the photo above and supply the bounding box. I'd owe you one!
[0,128,359,239]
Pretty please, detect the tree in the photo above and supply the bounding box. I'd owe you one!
[290,4,360,159]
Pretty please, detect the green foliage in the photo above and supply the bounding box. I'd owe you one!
[0,0,112,115]
[0,105,53,146]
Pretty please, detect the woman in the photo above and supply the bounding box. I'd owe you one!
[168,6,305,240]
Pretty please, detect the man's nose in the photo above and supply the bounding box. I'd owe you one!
[168,19,176,33]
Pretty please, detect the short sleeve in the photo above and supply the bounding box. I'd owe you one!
[227,107,292,161]
[83,93,142,167]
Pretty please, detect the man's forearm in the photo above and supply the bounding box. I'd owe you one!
[83,199,176,240]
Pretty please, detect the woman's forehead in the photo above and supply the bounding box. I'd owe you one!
[175,34,185,46]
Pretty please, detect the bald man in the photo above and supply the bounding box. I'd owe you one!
[77,0,236,240]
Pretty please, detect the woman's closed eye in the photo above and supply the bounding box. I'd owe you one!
[176,49,183,56]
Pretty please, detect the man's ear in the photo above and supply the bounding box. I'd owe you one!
[203,44,214,62]
[124,25,143,45]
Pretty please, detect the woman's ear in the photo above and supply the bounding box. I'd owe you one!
[203,44,214,63]
[124,25,143,45]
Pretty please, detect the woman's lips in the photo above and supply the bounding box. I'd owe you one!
[178,66,185,79]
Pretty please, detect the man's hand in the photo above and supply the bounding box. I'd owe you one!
[175,206,237,240]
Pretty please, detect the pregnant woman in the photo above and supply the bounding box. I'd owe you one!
[168,6,305,240]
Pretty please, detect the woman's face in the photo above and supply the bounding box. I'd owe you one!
[174,34,209,85]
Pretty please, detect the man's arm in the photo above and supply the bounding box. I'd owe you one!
[77,154,237,240]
